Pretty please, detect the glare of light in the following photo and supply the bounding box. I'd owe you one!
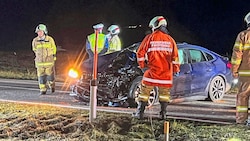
[233,79,238,84]
[68,68,79,79]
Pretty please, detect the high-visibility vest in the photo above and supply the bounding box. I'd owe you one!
[87,33,106,53]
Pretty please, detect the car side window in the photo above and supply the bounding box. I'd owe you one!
[204,52,214,61]
[189,49,206,63]
[178,49,188,64]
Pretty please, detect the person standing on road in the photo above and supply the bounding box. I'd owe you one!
[132,16,180,120]
[86,23,109,58]
[231,12,250,126]
[32,24,57,95]
[106,24,122,54]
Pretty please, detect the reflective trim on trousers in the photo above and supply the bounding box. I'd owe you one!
[238,71,250,76]
[36,62,54,66]
[159,95,170,102]
[236,106,248,112]
[39,84,46,91]
[138,94,149,102]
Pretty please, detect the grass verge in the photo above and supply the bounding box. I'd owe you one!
[0,102,249,141]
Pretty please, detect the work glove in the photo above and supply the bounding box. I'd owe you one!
[99,48,108,55]
[174,72,180,77]
[141,67,148,73]
[138,66,148,73]
[53,54,56,61]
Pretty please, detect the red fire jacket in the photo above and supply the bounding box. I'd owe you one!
[137,30,180,87]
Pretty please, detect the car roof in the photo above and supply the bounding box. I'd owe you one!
[130,42,218,56]
[177,42,227,59]
[177,42,210,52]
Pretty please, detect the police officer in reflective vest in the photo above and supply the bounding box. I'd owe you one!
[231,12,250,126]
[32,24,57,95]
[86,23,109,57]
[133,16,180,120]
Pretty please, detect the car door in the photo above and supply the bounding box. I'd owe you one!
[171,49,192,98]
[189,49,214,95]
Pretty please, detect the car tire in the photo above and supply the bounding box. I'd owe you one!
[208,76,225,102]
[128,76,158,108]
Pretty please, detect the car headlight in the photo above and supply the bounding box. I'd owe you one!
[68,68,79,79]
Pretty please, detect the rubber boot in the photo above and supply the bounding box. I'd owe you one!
[39,90,47,95]
[160,102,168,120]
[48,81,55,93]
[132,102,147,120]
[47,73,55,93]
[39,82,47,95]
[246,119,250,126]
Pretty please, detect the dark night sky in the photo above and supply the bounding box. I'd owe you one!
[0,0,249,56]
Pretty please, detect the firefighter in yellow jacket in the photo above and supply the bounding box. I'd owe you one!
[106,25,122,54]
[32,24,57,95]
[231,12,250,125]
[133,16,180,120]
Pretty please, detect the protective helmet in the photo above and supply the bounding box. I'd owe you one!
[149,16,167,31]
[93,23,104,29]
[35,24,48,34]
[108,25,120,35]
[244,12,250,25]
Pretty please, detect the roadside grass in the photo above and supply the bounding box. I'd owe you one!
[0,51,37,80]
[0,70,37,80]
[0,51,249,141]
[1,102,249,141]
[0,51,71,81]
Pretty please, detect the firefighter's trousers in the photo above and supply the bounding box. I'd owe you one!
[236,77,250,124]
[36,66,55,92]
[138,83,171,103]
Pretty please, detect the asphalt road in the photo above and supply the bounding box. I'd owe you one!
[0,78,241,124]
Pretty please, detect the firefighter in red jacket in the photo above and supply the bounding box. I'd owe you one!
[133,16,180,120]
[231,12,250,125]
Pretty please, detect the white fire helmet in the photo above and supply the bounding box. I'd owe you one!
[149,16,167,32]
[108,25,120,35]
[35,24,48,34]
[244,12,250,25]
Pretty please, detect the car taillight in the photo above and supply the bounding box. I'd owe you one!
[226,62,232,69]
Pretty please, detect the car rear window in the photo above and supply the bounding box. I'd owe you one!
[204,52,214,61]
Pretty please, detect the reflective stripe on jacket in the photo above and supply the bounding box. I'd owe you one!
[137,30,180,87]
[231,28,250,76]
[87,33,108,53]
[32,35,57,68]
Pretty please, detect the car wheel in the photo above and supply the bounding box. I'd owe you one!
[208,76,225,102]
[128,76,158,108]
